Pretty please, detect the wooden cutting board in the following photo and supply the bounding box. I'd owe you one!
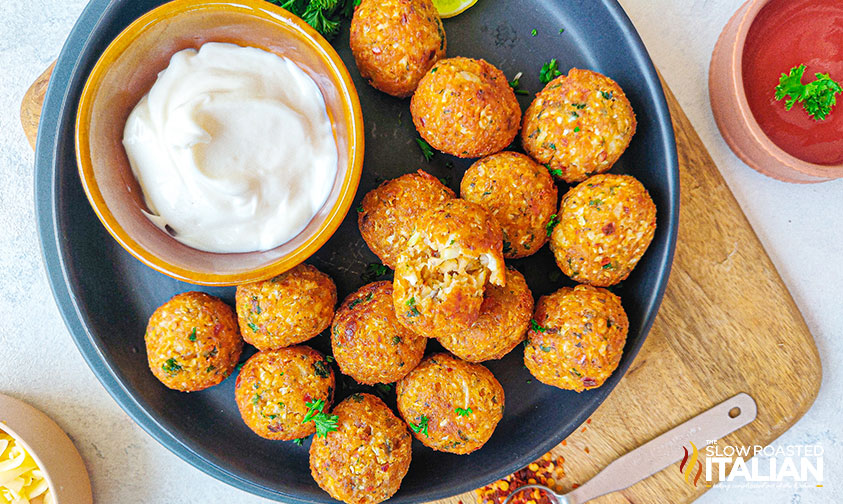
[21,67,821,504]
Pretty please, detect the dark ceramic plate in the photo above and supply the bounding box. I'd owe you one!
[35,0,678,502]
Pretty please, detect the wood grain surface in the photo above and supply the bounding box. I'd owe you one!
[20,66,821,504]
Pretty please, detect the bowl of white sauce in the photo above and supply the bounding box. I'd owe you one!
[75,0,364,285]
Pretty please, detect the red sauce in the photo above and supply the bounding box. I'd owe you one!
[743,0,843,165]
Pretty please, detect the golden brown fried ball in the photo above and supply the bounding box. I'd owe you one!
[460,151,558,258]
[145,291,243,392]
[550,174,656,287]
[524,285,628,392]
[309,393,412,504]
[358,170,455,269]
[234,346,335,440]
[411,57,521,158]
[350,0,446,97]
[235,264,336,350]
[437,267,533,362]
[522,68,636,183]
[393,199,505,338]
[332,281,427,385]
[396,353,504,454]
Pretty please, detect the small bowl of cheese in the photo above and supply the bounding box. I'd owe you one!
[0,393,92,504]
[75,0,364,285]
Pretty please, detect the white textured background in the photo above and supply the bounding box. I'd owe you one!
[0,0,839,502]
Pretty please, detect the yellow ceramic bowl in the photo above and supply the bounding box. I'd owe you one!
[76,0,364,286]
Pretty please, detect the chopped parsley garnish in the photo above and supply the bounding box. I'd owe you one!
[559,28,565,34]
[570,368,583,378]
[509,72,529,95]
[374,383,393,397]
[405,297,420,317]
[539,345,553,352]
[416,137,434,161]
[189,327,197,341]
[356,205,364,213]
[313,360,332,378]
[162,358,182,375]
[205,365,216,373]
[502,240,512,254]
[530,319,548,333]
[573,126,581,133]
[325,355,334,363]
[392,335,402,345]
[545,214,559,237]
[348,291,373,309]
[361,262,389,282]
[247,322,259,333]
[531,29,538,37]
[410,415,429,437]
[602,262,616,270]
[775,64,842,121]
[455,407,472,417]
[236,362,245,371]
[252,393,261,405]
[545,164,564,178]
[600,90,613,100]
[302,399,339,438]
[539,58,562,84]
[572,102,587,109]
[588,198,603,208]
[293,437,304,446]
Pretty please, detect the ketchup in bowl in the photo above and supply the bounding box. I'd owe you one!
[742,0,843,166]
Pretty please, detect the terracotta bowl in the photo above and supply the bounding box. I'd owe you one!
[709,0,842,183]
[76,0,364,285]
[0,393,92,504]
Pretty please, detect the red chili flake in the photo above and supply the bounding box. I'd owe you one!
[586,419,592,424]
[601,222,615,235]
[572,483,580,489]
[584,447,590,454]
[561,440,567,446]
[381,464,389,472]
[581,427,587,433]
[582,377,597,387]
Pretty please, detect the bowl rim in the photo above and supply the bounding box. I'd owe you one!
[0,392,93,504]
[74,0,365,286]
[725,0,843,176]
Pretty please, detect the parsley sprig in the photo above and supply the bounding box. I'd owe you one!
[302,399,339,438]
[530,319,548,333]
[775,65,841,121]
[410,415,429,437]
[269,0,359,40]
[509,72,529,95]
[455,407,472,417]
[545,214,559,237]
[416,137,435,161]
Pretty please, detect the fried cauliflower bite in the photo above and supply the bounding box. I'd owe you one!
[145,291,243,392]
[234,346,335,440]
[350,0,446,97]
[460,151,558,258]
[437,267,533,362]
[358,170,455,269]
[524,285,629,392]
[235,263,337,350]
[331,281,427,385]
[550,174,656,287]
[396,353,505,454]
[309,393,412,504]
[392,199,505,338]
[411,57,521,158]
[522,68,636,183]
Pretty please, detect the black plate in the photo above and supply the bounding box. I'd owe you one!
[35,1,678,502]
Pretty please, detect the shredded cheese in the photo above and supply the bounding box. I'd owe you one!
[0,431,53,504]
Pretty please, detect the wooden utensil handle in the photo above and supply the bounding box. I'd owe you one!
[565,393,757,504]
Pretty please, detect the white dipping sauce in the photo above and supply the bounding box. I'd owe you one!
[123,42,338,253]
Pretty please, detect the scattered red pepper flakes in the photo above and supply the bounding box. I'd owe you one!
[584,447,590,454]
[586,418,592,424]
[475,450,566,504]
[561,439,567,446]
[581,427,587,433]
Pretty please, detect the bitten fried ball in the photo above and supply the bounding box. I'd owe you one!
[411,57,521,158]
[235,346,335,440]
[393,199,505,338]
[332,281,427,385]
[437,267,533,362]
[396,353,504,454]
[350,0,446,97]
[235,264,337,350]
[310,393,412,504]
[525,285,629,392]
[522,68,636,183]
[550,174,656,287]
[145,291,243,392]
[358,170,455,269]
[460,151,558,258]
